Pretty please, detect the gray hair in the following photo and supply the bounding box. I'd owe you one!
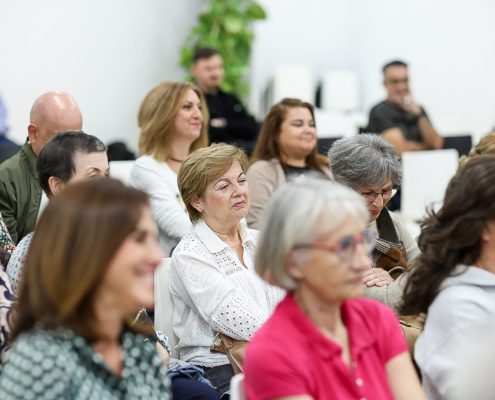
[255,178,368,290]
[328,134,402,189]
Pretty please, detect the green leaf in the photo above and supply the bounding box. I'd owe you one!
[224,14,243,33]
[246,3,267,20]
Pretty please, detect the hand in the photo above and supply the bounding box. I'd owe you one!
[362,268,395,287]
[400,94,422,117]
[210,117,227,128]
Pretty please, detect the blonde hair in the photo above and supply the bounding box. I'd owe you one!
[138,81,209,161]
[178,143,249,223]
[458,133,495,168]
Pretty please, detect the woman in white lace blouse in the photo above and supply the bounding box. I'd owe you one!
[170,144,283,396]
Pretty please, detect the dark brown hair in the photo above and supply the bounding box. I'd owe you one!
[193,47,220,63]
[12,178,150,341]
[250,98,327,170]
[401,155,495,315]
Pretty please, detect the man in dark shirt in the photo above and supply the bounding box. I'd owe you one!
[367,60,443,154]
[191,47,259,155]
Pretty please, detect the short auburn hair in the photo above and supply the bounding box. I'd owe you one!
[178,143,248,223]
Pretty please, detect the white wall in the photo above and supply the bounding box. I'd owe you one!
[1,0,494,147]
[251,0,495,141]
[0,0,202,149]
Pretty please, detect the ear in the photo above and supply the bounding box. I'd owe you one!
[190,195,204,213]
[284,251,305,281]
[48,176,65,196]
[27,123,38,143]
[481,221,495,242]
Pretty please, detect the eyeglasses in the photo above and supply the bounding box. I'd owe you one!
[293,229,377,263]
[359,188,397,203]
[387,78,409,85]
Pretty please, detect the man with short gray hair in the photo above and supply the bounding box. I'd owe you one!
[367,60,443,154]
[0,92,82,243]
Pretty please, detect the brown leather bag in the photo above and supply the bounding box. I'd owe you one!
[399,314,425,356]
[211,333,248,374]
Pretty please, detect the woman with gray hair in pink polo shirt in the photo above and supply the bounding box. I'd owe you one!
[244,179,424,400]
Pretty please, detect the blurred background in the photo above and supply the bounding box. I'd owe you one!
[1,0,494,149]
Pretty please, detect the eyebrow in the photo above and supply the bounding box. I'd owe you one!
[214,172,245,185]
[290,118,314,123]
[86,167,107,173]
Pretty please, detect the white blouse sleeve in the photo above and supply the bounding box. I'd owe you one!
[170,249,271,341]
[129,158,191,240]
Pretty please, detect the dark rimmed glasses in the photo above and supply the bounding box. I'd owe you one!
[359,188,398,203]
[293,229,377,262]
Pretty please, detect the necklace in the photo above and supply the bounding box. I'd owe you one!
[168,156,185,163]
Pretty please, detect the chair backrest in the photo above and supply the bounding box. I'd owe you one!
[109,160,135,185]
[442,134,473,157]
[271,65,315,105]
[320,70,359,112]
[154,258,179,358]
[230,373,246,400]
[314,109,358,138]
[401,149,459,222]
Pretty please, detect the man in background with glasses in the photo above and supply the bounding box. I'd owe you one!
[367,60,444,154]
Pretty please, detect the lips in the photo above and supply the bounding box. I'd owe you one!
[232,200,246,209]
[135,266,156,290]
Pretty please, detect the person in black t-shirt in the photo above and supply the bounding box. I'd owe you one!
[190,47,259,155]
[367,60,443,154]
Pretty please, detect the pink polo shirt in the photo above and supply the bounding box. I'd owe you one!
[244,293,407,400]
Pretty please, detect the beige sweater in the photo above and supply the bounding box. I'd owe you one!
[246,159,332,229]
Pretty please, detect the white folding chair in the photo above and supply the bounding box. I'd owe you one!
[230,373,246,400]
[154,258,179,358]
[270,65,315,105]
[109,160,135,185]
[400,149,459,223]
[320,70,359,113]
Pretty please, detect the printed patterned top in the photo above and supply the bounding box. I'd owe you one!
[0,213,15,268]
[0,327,171,400]
[6,232,32,293]
[0,269,14,366]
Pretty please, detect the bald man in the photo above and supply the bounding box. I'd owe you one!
[0,92,82,243]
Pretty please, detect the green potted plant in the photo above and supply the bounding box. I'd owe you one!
[179,0,267,99]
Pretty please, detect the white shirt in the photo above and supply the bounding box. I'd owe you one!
[170,220,284,367]
[129,155,191,256]
[415,264,495,399]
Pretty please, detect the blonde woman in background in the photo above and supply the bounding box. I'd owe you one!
[458,132,495,168]
[130,82,209,256]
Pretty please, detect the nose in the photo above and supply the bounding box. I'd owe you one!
[372,194,384,206]
[149,240,164,269]
[192,106,202,120]
[305,124,316,134]
[232,181,248,197]
[349,243,371,272]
